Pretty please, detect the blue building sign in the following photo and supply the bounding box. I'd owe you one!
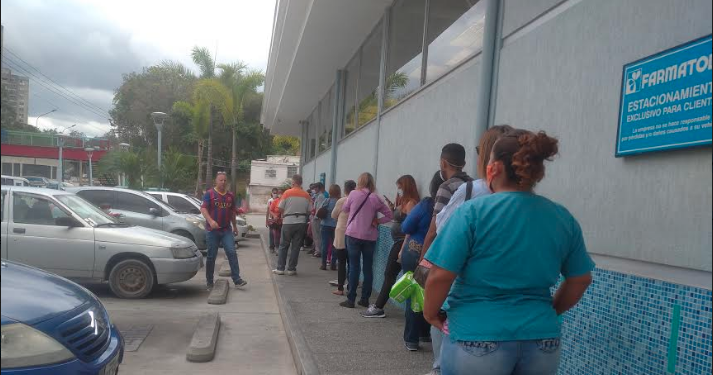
[616,35,712,156]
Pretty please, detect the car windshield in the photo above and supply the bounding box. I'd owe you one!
[55,194,117,226]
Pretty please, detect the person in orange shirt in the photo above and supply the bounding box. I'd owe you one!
[268,188,284,255]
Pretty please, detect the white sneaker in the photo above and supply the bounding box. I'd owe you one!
[272,269,285,275]
[286,270,297,276]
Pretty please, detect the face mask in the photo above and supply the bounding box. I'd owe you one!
[397,188,404,196]
[440,169,447,182]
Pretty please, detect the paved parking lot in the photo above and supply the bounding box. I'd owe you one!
[87,235,297,375]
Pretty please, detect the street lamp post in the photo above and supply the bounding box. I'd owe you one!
[85,147,96,186]
[35,109,57,128]
[56,124,76,183]
[151,112,168,188]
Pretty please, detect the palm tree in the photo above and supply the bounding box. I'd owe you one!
[218,63,265,190]
[192,79,233,190]
[172,101,209,195]
[191,47,234,191]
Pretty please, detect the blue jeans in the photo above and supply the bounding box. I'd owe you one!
[205,230,242,285]
[441,337,561,375]
[402,246,429,344]
[346,236,376,303]
[321,226,335,267]
[432,326,445,371]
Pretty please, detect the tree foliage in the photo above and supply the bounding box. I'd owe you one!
[109,60,196,149]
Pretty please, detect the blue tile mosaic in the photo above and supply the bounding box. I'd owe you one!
[371,225,713,375]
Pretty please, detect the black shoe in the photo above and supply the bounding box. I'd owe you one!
[357,299,369,308]
[340,300,355,308]
[206,283,214,292]
[234,279,248,288]
[404,341,420,351]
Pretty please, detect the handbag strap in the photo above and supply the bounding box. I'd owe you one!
[347,192,372,226]
[465,180,474,201]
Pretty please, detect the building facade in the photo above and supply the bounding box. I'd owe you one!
[247,155,300,212]
[262,0,712,373]
[1,68,30,124]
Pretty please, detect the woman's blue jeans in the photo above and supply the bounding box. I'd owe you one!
[346,236,376,303]
[441,337,561,375]
[321,226,336,267]
[401,246,429,344]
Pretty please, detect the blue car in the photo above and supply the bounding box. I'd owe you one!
[1,260,123,374]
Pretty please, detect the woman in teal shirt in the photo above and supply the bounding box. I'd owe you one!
[424,129,595,375]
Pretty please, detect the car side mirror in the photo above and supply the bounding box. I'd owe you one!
[56,217,83,227]
[149,207,160,216]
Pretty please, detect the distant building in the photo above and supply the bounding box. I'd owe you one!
[1,68,30,124]
[247,155,300,212]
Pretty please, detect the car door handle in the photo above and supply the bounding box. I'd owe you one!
[13,228,26,234]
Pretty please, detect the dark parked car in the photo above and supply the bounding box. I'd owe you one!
[1,260,124,374]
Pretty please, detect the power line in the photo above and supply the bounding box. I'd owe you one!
[2,58,109,134]
[1,55,110,119]
[2,55,112,121]
[3,47,111,116]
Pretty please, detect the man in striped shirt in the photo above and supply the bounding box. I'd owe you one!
[201,172,247,290]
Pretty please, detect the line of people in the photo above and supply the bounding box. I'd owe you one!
[267,125,595,375]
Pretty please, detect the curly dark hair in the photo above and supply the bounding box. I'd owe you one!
[491,130,559,189]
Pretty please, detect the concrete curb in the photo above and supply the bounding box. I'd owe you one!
[259,233,320,375]
[207,279,229,305]
[186,312,221,362]
[218,262,231,277]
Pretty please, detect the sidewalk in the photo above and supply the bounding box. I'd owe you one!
[250,216,433,375]
[102,226,297,375]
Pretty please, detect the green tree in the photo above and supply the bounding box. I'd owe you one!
[160,147,197,192]
[172,100,210,195]
[192,78,233,190]
[97,149,157,189]
[218,63,265,190]
[110,60,196,149]
[272,135,300,155]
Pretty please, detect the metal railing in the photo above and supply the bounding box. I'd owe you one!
[0,130,110,150]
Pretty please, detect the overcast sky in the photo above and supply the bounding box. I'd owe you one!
[1,0,275,137]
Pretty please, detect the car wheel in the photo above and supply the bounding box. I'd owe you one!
[172,230,195,244]
[109,259,155,299]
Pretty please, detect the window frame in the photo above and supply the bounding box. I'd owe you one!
[11,191,73,226]
[114,191,161,216]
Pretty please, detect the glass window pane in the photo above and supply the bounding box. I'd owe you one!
[1,190,6,222]
[13,193,69,226]
[308,110,317,159]
[77,190,115,208]
[319,87,334,151]
[357,22,382,127]
[426,0,486,83]
[384,0,426,110]
[115,192,158,215]
[168,195,198,214]
[342,56,359,137]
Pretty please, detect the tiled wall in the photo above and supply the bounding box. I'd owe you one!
[372,226,713,375]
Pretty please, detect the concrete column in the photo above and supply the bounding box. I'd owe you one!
[473,0,502,171]
[329,70,343,186]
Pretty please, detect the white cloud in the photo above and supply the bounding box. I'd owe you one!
[3,0,276,138]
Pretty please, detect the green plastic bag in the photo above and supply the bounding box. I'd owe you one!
[390,271,416,303]
[410,284,425,313]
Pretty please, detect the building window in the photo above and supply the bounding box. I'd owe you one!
[357,21,383,127]
[425,0,486,83]
[265,169,277,178]
[342,55,359,137]
[319,86,333,152]
[287,166,298,178]
[308,110,317,159]
[384,0,427,110]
